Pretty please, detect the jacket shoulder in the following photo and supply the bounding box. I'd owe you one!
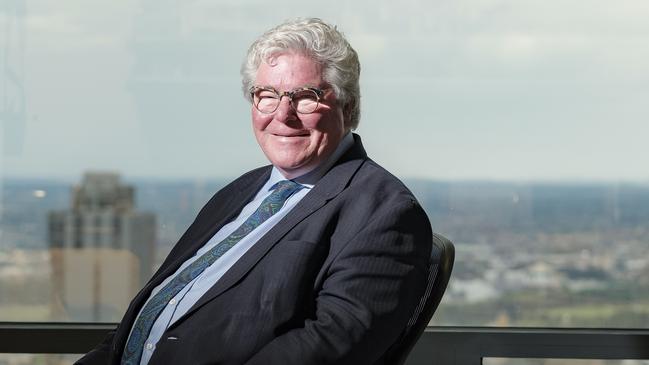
[351,158,422,203]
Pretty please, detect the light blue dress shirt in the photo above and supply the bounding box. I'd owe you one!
[129,132,354,365]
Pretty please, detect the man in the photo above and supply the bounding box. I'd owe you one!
[77,17,432,365]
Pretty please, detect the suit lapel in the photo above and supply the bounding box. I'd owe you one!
[171,135,369,326]
[112,167,271,355]
[154,167,272,283]
[147,166,271,290]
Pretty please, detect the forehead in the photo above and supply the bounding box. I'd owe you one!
[255,52,324,90]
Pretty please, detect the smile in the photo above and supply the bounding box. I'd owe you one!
[272,132,310,138]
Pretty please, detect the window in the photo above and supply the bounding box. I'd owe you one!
[1,0,647,334]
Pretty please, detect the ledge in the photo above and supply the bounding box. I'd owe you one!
[1,323,648,364]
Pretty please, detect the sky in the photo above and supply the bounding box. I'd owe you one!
[2,0,649,182]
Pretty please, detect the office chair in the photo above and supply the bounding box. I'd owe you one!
[378,232,455,365]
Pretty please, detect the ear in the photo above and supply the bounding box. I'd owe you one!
[343,102,354,129]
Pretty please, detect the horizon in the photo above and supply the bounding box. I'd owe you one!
[3,173,649,189]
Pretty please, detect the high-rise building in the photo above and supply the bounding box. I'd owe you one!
[48,172,156,321]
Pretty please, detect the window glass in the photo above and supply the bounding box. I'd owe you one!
[1,1,648,327]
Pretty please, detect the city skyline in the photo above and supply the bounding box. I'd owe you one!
[1,172,647,329]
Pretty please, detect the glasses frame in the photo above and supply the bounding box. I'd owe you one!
[249,86,325,114]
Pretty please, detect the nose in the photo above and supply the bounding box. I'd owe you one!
[273,95,297,123]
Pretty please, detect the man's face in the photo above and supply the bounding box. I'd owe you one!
[252,52,347,179]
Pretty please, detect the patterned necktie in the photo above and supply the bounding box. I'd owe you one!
[121,180,304,365]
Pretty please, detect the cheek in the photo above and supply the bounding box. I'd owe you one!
[252,111,272,130]
[300,114,327,132]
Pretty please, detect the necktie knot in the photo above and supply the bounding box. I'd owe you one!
[265,180,305,216]
[270,179,304,197]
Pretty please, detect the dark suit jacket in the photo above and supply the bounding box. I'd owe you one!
[77,134,432,365]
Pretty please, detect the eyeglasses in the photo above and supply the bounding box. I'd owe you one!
[250,86,325,114]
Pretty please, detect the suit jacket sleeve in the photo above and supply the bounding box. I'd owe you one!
[244,198,431,365]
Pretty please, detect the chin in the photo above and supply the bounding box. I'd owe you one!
[273,160,317,178]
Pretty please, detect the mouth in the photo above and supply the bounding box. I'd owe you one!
[272,132,310,138]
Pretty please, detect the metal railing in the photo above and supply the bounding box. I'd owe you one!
[1,323,648,364]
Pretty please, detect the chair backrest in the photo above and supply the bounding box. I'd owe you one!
[378,232,455,365]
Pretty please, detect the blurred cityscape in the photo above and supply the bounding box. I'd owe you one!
[48,172,155,322]
[408,180,649,328]
[1,174,648,364]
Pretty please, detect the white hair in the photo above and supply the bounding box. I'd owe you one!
[241,18,361,129]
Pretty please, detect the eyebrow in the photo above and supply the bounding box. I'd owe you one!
[257,85,324,92]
